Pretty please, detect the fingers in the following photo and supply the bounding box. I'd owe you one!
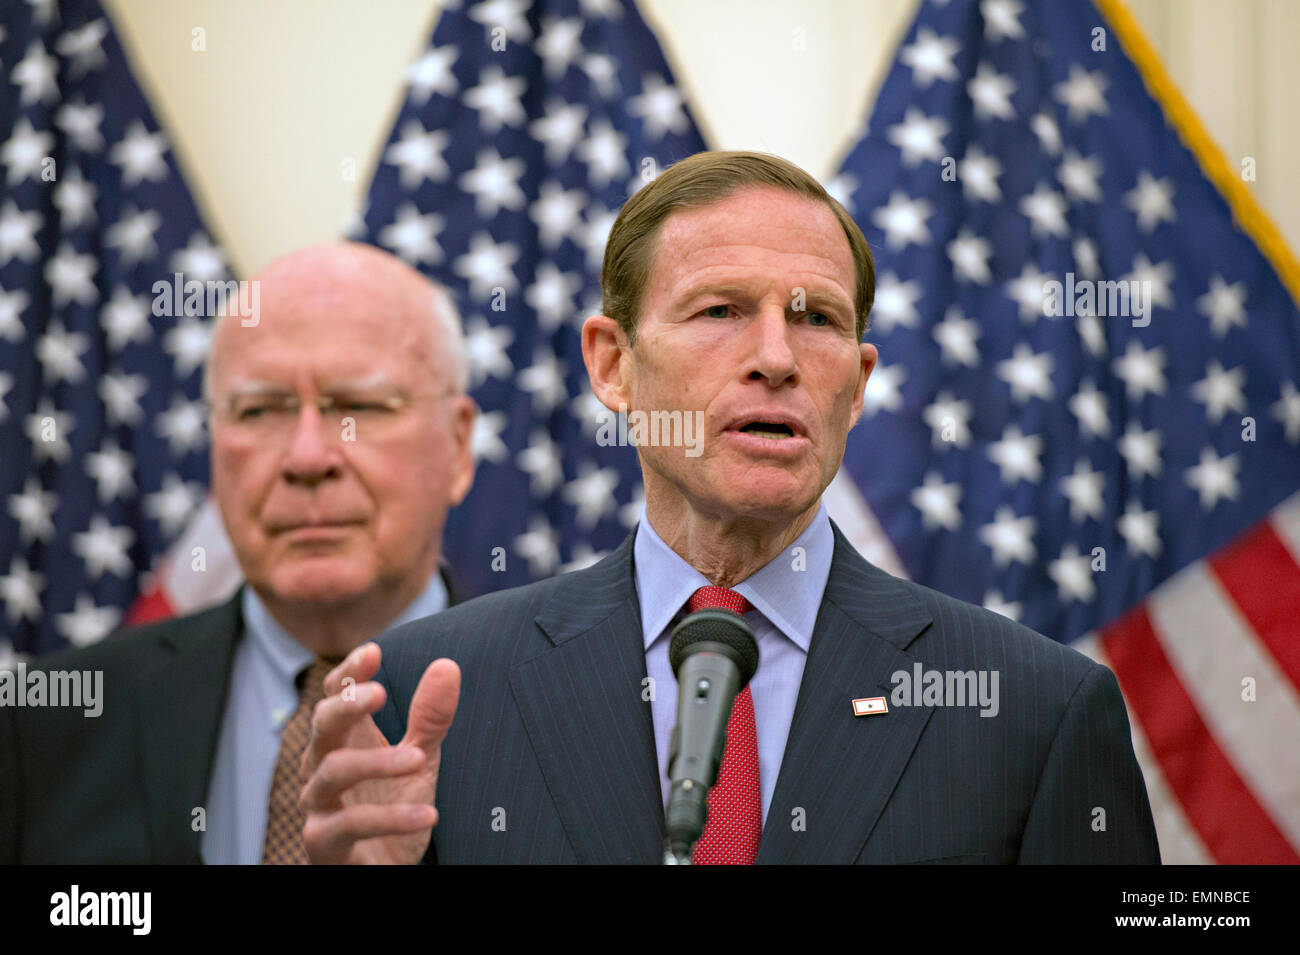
[303,803,439,865]
[324,642,382,696]
[403,658,461,765]
[300,652,390,782]
[298,645,449,865]
[300,745,426,811]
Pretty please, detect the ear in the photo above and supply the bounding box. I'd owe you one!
[581,314,633,412]
[447,395,477,507]
[848,341,878,430]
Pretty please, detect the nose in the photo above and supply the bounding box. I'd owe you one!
[281,403,342,487]
[748,303,799,386]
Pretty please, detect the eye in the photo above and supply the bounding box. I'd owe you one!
[333,400,402,422]
[807,312,830,327]
[232,400,288,421]
[703,304,732,319]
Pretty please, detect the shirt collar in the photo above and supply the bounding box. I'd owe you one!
[391,572,449,629]
[241,588,316,686]
[633,502,834,652]
[241,573,450,681]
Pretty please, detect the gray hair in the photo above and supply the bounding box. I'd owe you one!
[430,282,469,394]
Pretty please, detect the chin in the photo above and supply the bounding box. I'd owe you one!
[266,560,376,607]
[705,476,819,522]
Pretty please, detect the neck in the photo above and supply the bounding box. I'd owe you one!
[645,488,820,589]
[254,567,438,659]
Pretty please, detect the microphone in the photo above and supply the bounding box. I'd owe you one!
[663,609,759,864]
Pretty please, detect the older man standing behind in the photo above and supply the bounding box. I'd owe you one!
[0,242,476,864]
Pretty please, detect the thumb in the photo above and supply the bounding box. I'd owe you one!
[402,658,460,768]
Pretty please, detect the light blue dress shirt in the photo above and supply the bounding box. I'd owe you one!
[200,574,449,865]
[634,503,833,827]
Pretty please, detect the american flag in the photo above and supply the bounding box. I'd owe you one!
[0,0,232,659]
[830,0,1300,862]
[15,0,1292,865]
[359,0,706,591]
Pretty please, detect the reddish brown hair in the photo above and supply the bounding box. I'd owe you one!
[601,151,875,343]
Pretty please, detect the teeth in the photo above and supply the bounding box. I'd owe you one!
[747,428,791,439]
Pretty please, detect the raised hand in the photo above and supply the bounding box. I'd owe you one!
[299,643,460,864]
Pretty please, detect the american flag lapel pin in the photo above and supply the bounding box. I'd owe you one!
[852,696,889,716]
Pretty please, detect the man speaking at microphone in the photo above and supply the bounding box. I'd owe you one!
[300,151,1160,864]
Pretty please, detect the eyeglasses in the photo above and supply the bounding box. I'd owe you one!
[217,388,457,440]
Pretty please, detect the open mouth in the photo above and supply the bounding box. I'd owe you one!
[737,421,797,440]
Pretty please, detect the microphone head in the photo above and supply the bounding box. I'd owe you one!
[669,609,760,686]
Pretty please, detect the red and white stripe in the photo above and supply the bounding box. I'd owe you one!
[1078,489,1300,864]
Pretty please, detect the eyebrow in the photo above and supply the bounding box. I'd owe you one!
[676,284,853,317]
[797,290,855,315]
[676,284,752,309]
[222,374,405,399]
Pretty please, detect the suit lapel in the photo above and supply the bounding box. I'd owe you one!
[132,593,243,863]
[758,523,935,863]
[509,533,664,864]
[504,519,938,864]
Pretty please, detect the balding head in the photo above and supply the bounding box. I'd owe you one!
[206,241,477,655]
[206,242,467,403]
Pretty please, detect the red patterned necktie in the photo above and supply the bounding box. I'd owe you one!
[686,585,761,865]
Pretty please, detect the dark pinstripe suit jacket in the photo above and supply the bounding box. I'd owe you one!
[375,521,1160,864]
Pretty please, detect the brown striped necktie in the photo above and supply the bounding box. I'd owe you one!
[261,656,338,865]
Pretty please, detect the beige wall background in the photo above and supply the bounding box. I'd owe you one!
[102,0,1300,279]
